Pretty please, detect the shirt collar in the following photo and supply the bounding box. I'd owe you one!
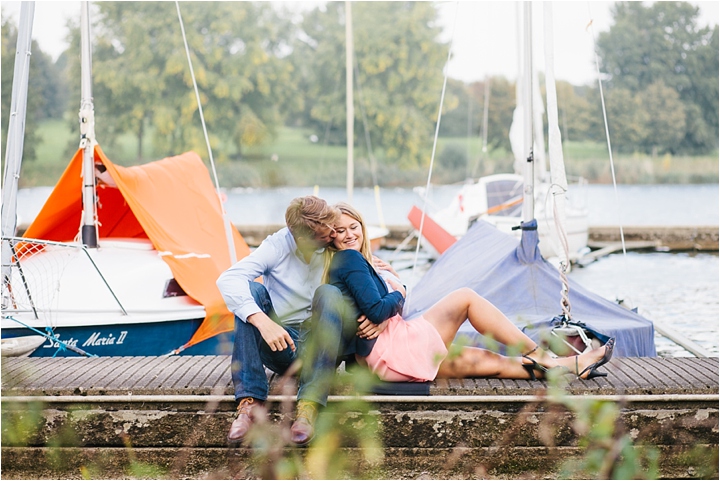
[286,228,325,262]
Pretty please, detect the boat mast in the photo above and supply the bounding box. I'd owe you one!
[79,1,98,248]
[521,1,535,223]
[345,1,354,204]
[1,2,35,291]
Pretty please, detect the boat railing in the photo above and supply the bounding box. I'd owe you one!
[1,236,127,320]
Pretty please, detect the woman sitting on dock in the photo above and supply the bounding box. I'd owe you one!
[325,202,614,382]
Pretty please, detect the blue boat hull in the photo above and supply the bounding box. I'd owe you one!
[2,319,235,357]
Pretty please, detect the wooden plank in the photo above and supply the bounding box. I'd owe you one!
[687,357,720,381]
[662,358,712,388]
[195,356,231,390]
[624,358,683,389]
[486,378,505,391]
[613,358,656,389]
[461,378,476,391]
[47,357,108,390]
[639,357,689,388]
[602,359,642,391]
[3,357,47,388]
[80,357,139,390]
[7,357,65,384]
[2,356,718,399]
[102,356,156,390]
[185,356,228,389]
[125,356,174,390]
[432,378,449,393]
[167,356,215,389]
[620,357,667,389]
[145,356,196,390]
[26,357,79,389]
[1,358,36,378]
[448,378,463,391]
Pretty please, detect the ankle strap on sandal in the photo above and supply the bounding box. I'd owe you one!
[522,346,539,357]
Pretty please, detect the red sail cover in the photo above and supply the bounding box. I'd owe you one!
[23,145,250,350]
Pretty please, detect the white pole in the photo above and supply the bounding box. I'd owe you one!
[345,1,354,204]
[521,1,535,223]
[1,2,34,291]
[79,1,98,247]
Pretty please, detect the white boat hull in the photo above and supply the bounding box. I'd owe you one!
[0,238,221,357]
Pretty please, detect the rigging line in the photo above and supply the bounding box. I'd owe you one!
[587,3,637,309]
[175,1,237,264]
[587,7,627,260]
[411,1,459,279]
[353,59,386,229]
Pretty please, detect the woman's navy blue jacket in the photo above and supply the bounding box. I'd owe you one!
[328,249,404,325]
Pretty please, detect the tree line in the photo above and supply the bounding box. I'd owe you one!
[2,1,718,168]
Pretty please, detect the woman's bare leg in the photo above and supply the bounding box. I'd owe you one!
[422,287,536,352]
[436,347,530,379]
[423,288,611,379]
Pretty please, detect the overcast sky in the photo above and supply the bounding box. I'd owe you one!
[2,1,719,86]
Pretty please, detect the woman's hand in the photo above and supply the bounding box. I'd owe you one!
[386,277,406,298]
[372,256,399,277]
[357,316,389,339]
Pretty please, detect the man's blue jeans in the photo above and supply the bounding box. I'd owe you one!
[231,282,357,407]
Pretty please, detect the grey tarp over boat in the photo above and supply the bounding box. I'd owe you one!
[404,219,657,357]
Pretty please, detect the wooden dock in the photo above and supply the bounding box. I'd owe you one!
[2,355,718,479]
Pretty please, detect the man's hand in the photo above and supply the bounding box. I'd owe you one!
[372,256,399,277]
[357,315,389,340]
[247,312,295,352]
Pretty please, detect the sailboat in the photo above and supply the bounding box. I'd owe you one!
[405,2,655,357]
[1,2,249,357]
[411,3,589,262]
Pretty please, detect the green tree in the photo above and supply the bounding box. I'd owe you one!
[637,81,686,154]
[294,1,454,169]
[67,1,296,162]
[438,78,477,138]
[555,81,593,145]
[472,76,515,153]
[596,1,718,153]
[586,87,648,153]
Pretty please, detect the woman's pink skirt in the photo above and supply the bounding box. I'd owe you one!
[360,314,448,382]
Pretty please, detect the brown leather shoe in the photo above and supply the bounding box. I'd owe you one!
[227,397,263,444]
[290,400,319,446]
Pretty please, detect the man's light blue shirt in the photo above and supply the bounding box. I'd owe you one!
[217,227,326,326]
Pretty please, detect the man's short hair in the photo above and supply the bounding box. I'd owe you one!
[285,196,340,240]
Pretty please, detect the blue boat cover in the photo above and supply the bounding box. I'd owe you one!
[405,219,656,357]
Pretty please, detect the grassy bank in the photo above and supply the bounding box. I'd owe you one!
[14,120,719,188]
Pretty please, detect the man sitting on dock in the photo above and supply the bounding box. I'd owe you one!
[217,196,362,446]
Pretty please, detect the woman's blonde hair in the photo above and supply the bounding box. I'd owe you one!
[322,202,373,283]
[285,196,340,240]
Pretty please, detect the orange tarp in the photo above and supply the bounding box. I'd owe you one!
[23,145,250,350]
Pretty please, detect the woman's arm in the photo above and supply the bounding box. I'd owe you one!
[332,250,404,324]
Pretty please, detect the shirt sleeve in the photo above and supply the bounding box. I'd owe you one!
[333,250,404,324]
[216,238,278,322]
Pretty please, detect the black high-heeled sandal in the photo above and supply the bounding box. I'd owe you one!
[521,346,568,381]
[576,338,615,380]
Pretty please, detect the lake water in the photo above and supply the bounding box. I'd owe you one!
[13,183,720,357]
[16,183,719,227]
